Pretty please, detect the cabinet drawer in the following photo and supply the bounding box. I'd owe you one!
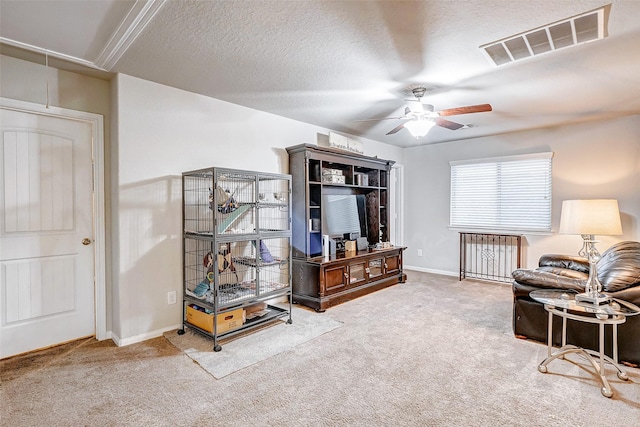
[367,257,384,279]
[322,264,348,295]
[348,261,367,288]
[384,254,401,275]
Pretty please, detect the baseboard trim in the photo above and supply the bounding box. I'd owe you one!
[404,266,513,287]
[404,265,458,277]
[110,324,182,347]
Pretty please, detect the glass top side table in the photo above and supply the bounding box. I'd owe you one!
[529,289,640,398]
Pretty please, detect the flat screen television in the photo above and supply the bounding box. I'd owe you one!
[322,194,367,239]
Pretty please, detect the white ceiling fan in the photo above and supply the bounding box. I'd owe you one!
[361,87,493,137]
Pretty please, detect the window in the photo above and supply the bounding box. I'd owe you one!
[450,153,553,232]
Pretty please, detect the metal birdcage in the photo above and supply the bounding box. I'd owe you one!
[181,167,292,351]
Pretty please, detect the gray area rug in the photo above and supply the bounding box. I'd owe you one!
[164,305,342,378]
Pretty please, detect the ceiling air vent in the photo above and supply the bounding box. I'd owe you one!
[480,5,608,66]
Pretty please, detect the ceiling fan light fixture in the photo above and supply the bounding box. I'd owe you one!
[404,118,435,138]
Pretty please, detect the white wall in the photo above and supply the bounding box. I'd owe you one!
[0,55,110,115]
[402,115,640,275]
[111,73,403,342]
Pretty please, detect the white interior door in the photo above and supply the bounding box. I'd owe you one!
[0,108,95,358]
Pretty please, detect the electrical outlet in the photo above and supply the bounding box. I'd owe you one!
[167,290,177,305]
[417,249,423,257]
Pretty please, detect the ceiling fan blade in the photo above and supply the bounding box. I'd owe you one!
[386,122,408,135]
[435,118,464,130]
[437,104,492,117]
[405,99,424,114]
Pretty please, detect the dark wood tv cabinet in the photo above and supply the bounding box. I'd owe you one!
[286,143,405,311]
[292,246,406,312]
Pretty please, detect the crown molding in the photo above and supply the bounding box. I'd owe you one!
[94,0,167,70]
[1,0,165,72]
[0,37,107,71]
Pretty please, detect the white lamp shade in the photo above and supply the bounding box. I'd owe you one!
[559,199,622,235]
[404,118,435,137]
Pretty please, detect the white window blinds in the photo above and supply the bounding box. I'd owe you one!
[450,153,553,232]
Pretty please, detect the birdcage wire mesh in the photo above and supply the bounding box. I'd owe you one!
[184,237,289,308]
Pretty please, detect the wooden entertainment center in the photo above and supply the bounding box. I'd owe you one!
[286,144,406,311]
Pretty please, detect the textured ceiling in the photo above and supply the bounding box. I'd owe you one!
[1,0,640,148]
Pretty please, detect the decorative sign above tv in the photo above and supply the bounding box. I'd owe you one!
[328,131,364,154]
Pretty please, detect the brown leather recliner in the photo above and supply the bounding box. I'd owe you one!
[511,241,640,366]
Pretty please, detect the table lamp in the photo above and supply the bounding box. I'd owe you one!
[559,199,622,304]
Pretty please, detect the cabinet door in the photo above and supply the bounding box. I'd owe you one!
[384,253,401,275]
[348,261,367,287]
[322,264,348,295]
[367,258,384,279]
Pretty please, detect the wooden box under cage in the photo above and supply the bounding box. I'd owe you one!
[181,167,292,351]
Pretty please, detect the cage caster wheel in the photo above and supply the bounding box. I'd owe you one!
[177,329,185,335]
[286,319,293,324]
[214,345,222,352]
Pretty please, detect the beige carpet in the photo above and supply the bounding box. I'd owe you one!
[164,305,343,378]
[1,271,639,426]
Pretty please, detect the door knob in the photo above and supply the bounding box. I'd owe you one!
[82,238,92,246]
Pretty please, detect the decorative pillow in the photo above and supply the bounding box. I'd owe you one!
[597,241,640,292]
